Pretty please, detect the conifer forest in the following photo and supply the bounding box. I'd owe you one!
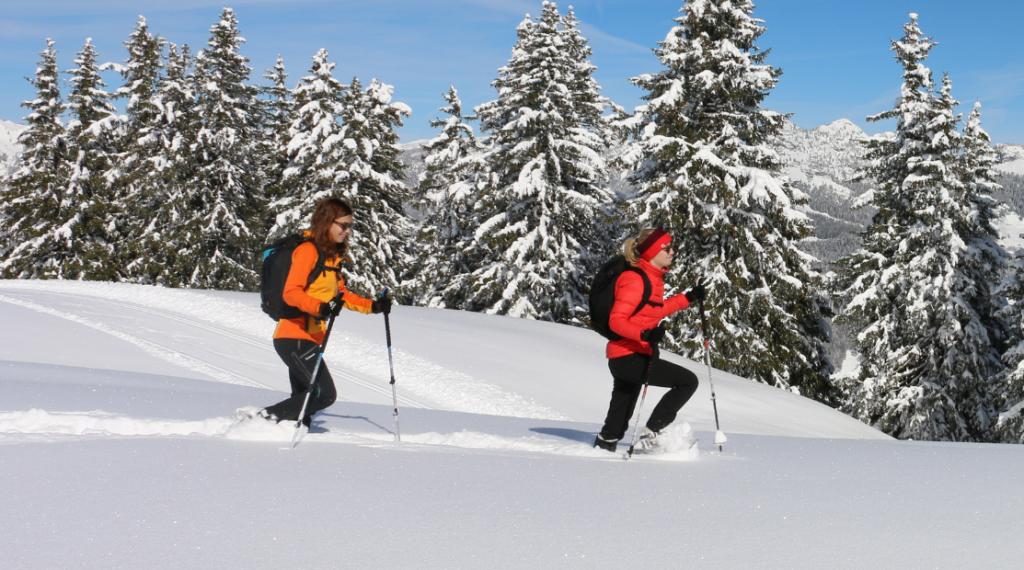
[3,1,1024,444]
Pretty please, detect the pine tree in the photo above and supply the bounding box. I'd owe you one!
[126,42,198,286]
[465,2,618,323]
[616,0,833,398]
[837,15,1006,441]
[334,76,413,299]
[176,8,265,290]
[117,16,167,282]
[268,49,348,240]
[259,55,295,219]
[0,39,72,278]
[66,38,125,277]
[410,86,485,307]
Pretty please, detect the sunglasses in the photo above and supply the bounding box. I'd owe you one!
[333,221,353,231]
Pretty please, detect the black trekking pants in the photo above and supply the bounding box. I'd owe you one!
[265,338,338,426]
[598,353,699,441]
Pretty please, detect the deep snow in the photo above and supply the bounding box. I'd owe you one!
[1,280,1021,569]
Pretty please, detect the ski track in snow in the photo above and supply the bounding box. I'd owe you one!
[0,408,698,461]
[0,292,269,390]
[0,280,567,421]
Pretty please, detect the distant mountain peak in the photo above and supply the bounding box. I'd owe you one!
[811,118,867,139]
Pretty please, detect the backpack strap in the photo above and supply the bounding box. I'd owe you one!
[302,239,336,290]
[624,268,656,317]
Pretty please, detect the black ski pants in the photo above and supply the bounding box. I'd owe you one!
[598,353,699,441]
[265,338,338,426]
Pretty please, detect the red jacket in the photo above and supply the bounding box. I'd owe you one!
[606,259,689,359]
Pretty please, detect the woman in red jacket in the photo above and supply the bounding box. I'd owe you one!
[594,228,704,452]
[260,197,390,428]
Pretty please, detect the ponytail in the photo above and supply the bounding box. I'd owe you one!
[622,228,657,267]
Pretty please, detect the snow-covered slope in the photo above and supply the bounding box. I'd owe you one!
[994,143,1024,175]
[3,280,1021,569]
[0,279,881,438]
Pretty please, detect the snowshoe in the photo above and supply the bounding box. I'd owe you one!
[638,427,660,452]
[234,407,278,424]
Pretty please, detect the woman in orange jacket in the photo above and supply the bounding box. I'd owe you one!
[594,228,703,452]
[261,197,391,428]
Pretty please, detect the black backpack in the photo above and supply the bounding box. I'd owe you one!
[588,255,653,341]
[260,235,334,321]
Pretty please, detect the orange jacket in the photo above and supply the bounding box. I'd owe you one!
[273,239,374,344]
[606,259,689,359]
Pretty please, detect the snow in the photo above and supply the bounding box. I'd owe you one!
[0,118,27,158]
[2,280,1022,568]
[993,211,1024,254]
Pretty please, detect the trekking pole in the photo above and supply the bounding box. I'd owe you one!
[381,287,401,442]
[698,290,727,452]
[289,309,339,449]
[626,342,659,459]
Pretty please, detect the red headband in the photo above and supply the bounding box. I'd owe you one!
[638,229,672,261]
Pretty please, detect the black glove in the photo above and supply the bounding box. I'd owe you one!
[372,296,393,315]
[640,325,666,346]
[319,297,342,318]
[685,281,706,305]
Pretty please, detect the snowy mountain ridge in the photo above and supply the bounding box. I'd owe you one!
[0,119,27,177]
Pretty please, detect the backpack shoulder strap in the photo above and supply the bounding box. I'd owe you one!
[623,267,653,318]
[302,239,330,289]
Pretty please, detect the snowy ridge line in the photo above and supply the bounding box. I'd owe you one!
[0,280,565,420]
[0,293,270,390]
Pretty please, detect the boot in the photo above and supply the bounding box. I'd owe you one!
[593,435,618,452]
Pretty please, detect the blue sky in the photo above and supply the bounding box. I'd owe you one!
[2,0,1024,143]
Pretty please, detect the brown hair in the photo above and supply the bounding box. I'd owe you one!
[622,228,657,266]
[309,197,354,257]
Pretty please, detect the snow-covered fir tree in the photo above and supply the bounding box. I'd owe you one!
[175,8,265,290]
[268,49,348,240]
[124,42,198,286]
[116,16,169,282]
[837,15,1007,441]
[465,2,618,323]
[61,39,124,280]
[0,39,72,278]
[409,86,486,308]
[334,76,413,299]
[998,246,1024,443]
[259,55,295,216]
[616,0,834,399]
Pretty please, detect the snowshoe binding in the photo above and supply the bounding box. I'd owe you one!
[638,427,660,452]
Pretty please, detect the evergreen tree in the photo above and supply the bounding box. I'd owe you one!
[837,15,1006,441]
[177,8,265,290]
[617,0,833,398]
[259,55,295,219]
[116,16,167,282]
[0,39,72,278]
[268,49,348,240]
[410,86,485,307]
[466,2,618,323]
[335,76,413,299]
[123,42,197,285]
